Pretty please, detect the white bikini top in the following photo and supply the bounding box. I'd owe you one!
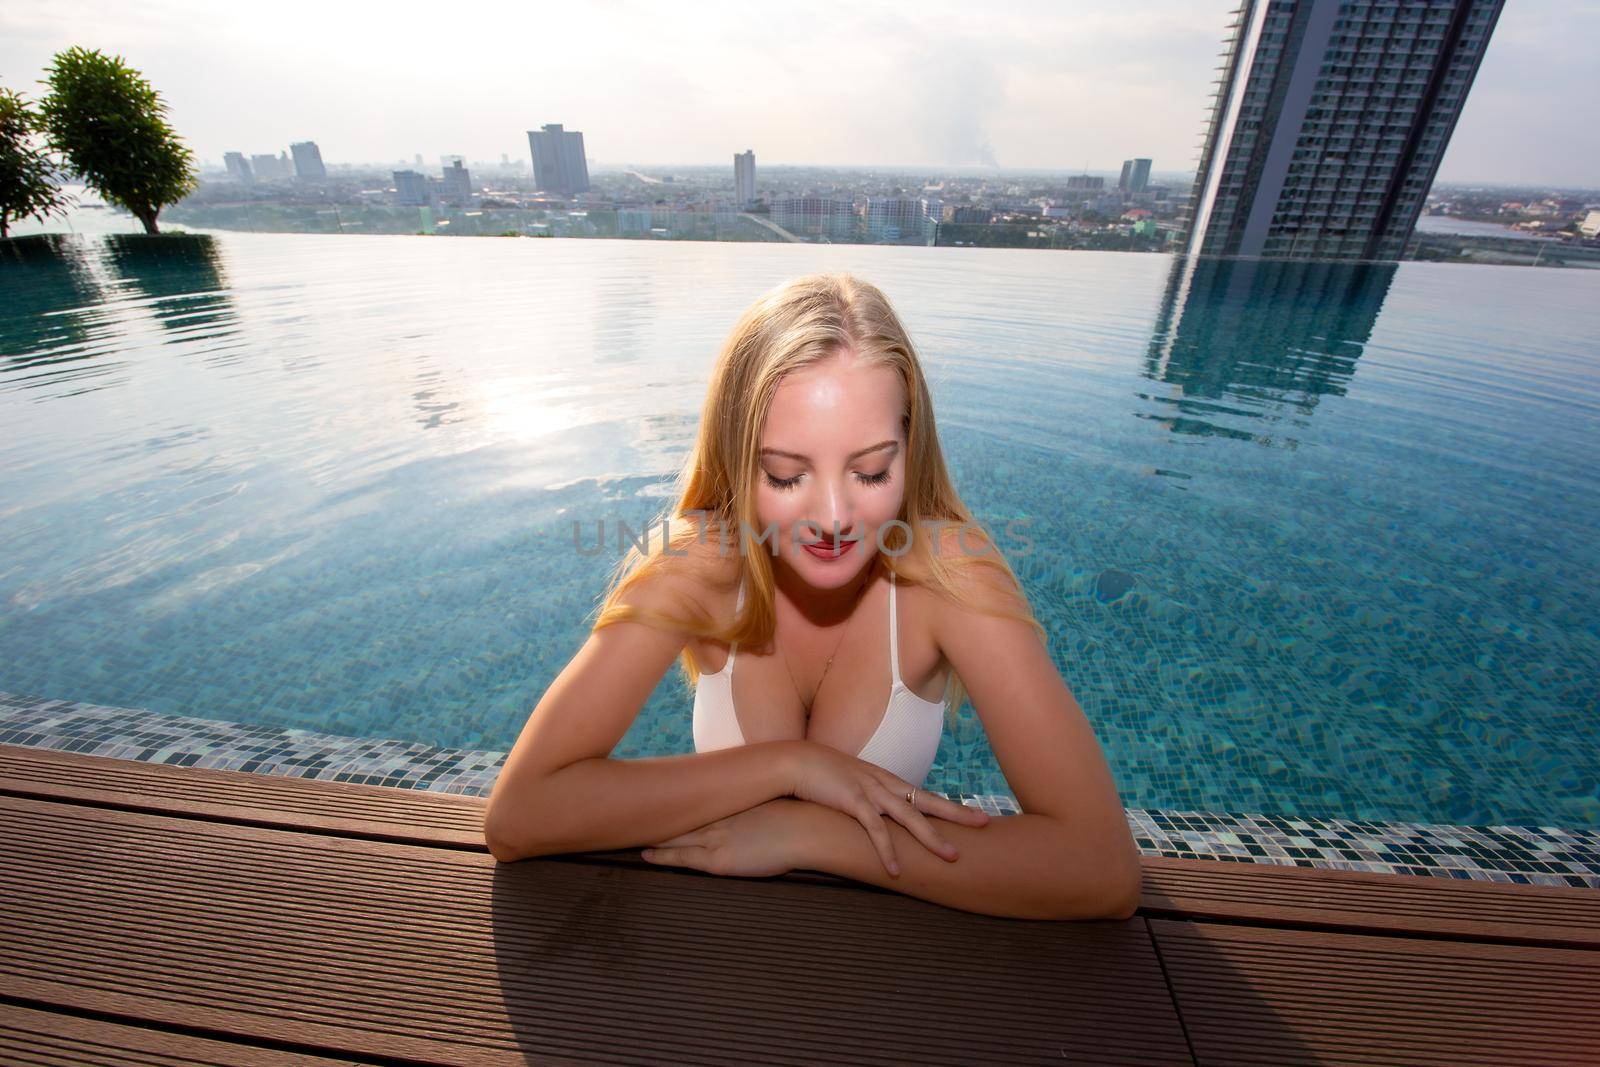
[692,569,947,786]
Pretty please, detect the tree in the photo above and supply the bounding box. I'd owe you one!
[38,47,196,235]
[0,86,70,238]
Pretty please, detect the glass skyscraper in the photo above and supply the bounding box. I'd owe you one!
[1181,0,1504,260]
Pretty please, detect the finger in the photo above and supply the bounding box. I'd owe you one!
[866,771,990,829]
[872,782,959,861]
[852,802,900,877]
[641,845,709,869]
[648,829,708,848]
[931,794,992,826]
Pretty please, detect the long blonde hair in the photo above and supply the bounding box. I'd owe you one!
[591,271,1045,726]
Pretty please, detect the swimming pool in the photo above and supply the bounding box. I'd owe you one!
[2,232,1596,831]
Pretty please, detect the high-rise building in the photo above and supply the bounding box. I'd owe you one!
[1119,158,1152,193]
[527,123,591,196]
[441,160,472,203]
[1181,0,1504,260]
[865,197,940,244]
[250,153,289,181]
[290,141,327,182]
[734,149,756,207]
[393,170,436,208]
[223,152,253,183]
[771,197,859,242]
[1066,175,1105,192]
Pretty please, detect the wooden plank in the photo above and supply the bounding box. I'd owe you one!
[0,1000,378,1065]
[1148,917,1600,1066]
[0,743,487,849]
[1,794,1192,1066]
[7,744,1597,949]
[1140,856,1600,950]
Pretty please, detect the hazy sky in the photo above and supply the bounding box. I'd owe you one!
[3,0,1595,185]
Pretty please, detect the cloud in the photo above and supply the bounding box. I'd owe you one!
[0,0,1592,183]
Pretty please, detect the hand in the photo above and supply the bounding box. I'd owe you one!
[787,742,990,877]
[640,798,807,878]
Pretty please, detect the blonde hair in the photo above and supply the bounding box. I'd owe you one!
[591,271,1046,727]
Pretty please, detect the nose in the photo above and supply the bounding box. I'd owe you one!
[808,474,857,541]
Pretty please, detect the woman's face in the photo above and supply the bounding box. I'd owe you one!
[753,352,906,590]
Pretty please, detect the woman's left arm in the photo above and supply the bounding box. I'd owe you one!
[790,563,1142,921]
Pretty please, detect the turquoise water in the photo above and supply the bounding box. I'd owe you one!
[1,232,1596,828]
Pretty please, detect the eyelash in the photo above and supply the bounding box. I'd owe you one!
[765,469,892,492]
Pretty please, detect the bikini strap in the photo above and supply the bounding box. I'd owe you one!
[888,571,901,685]
[727,574,746,669]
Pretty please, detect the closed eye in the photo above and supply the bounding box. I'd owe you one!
[764,469,893,492]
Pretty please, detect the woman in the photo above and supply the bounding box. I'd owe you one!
[485,273,1140,921]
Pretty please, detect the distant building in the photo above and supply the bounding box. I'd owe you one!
[734,149,756,207]
[1118,158,1152,194]
[223,152,253,183]
[772,196,859,241]
[440,160,472,204]
[290,141,327,182]
[1181,0,1505,260]
[1066,175,1105,192]
[865,197,938,243]
[950,206,992,224]
[250,153,290,181]
[393,170,436,208]
[1581,210,1600,239]
[527,123,590,196]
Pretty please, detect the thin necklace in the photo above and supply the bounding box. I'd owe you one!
[780,571,870,722]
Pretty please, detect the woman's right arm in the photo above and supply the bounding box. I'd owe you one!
[483,564,801,862]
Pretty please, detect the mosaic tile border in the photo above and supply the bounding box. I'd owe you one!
[3,690,1596,889]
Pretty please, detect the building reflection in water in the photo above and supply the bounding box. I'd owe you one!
[1139,255,1397,446]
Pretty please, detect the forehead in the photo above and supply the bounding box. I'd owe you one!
[762,357,903,446]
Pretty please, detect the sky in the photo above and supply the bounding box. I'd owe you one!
[2,0,1595,186]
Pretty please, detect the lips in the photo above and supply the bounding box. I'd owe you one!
[802,533,856,561]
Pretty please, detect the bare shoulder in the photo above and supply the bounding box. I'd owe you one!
[921,523,1031,622]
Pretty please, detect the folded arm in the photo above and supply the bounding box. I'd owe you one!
[785,547,1143,920]
[788,800,1139,921]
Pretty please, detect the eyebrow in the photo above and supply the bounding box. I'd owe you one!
[760,439,899,463]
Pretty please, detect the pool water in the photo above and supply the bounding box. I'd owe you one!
[1,232,1596,829]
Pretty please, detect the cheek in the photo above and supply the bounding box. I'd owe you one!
[754,488,803,532]
[863,484,905,527]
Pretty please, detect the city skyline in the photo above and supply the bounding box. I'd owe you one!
[2,0,1595,186]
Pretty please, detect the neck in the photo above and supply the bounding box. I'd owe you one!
[771,552,877,627]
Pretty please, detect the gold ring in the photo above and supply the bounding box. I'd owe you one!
[906,789,917,807]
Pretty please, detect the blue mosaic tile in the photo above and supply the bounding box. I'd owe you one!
[4,690,1595,889]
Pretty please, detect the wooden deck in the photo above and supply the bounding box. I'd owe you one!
[2,743,1596,1065]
